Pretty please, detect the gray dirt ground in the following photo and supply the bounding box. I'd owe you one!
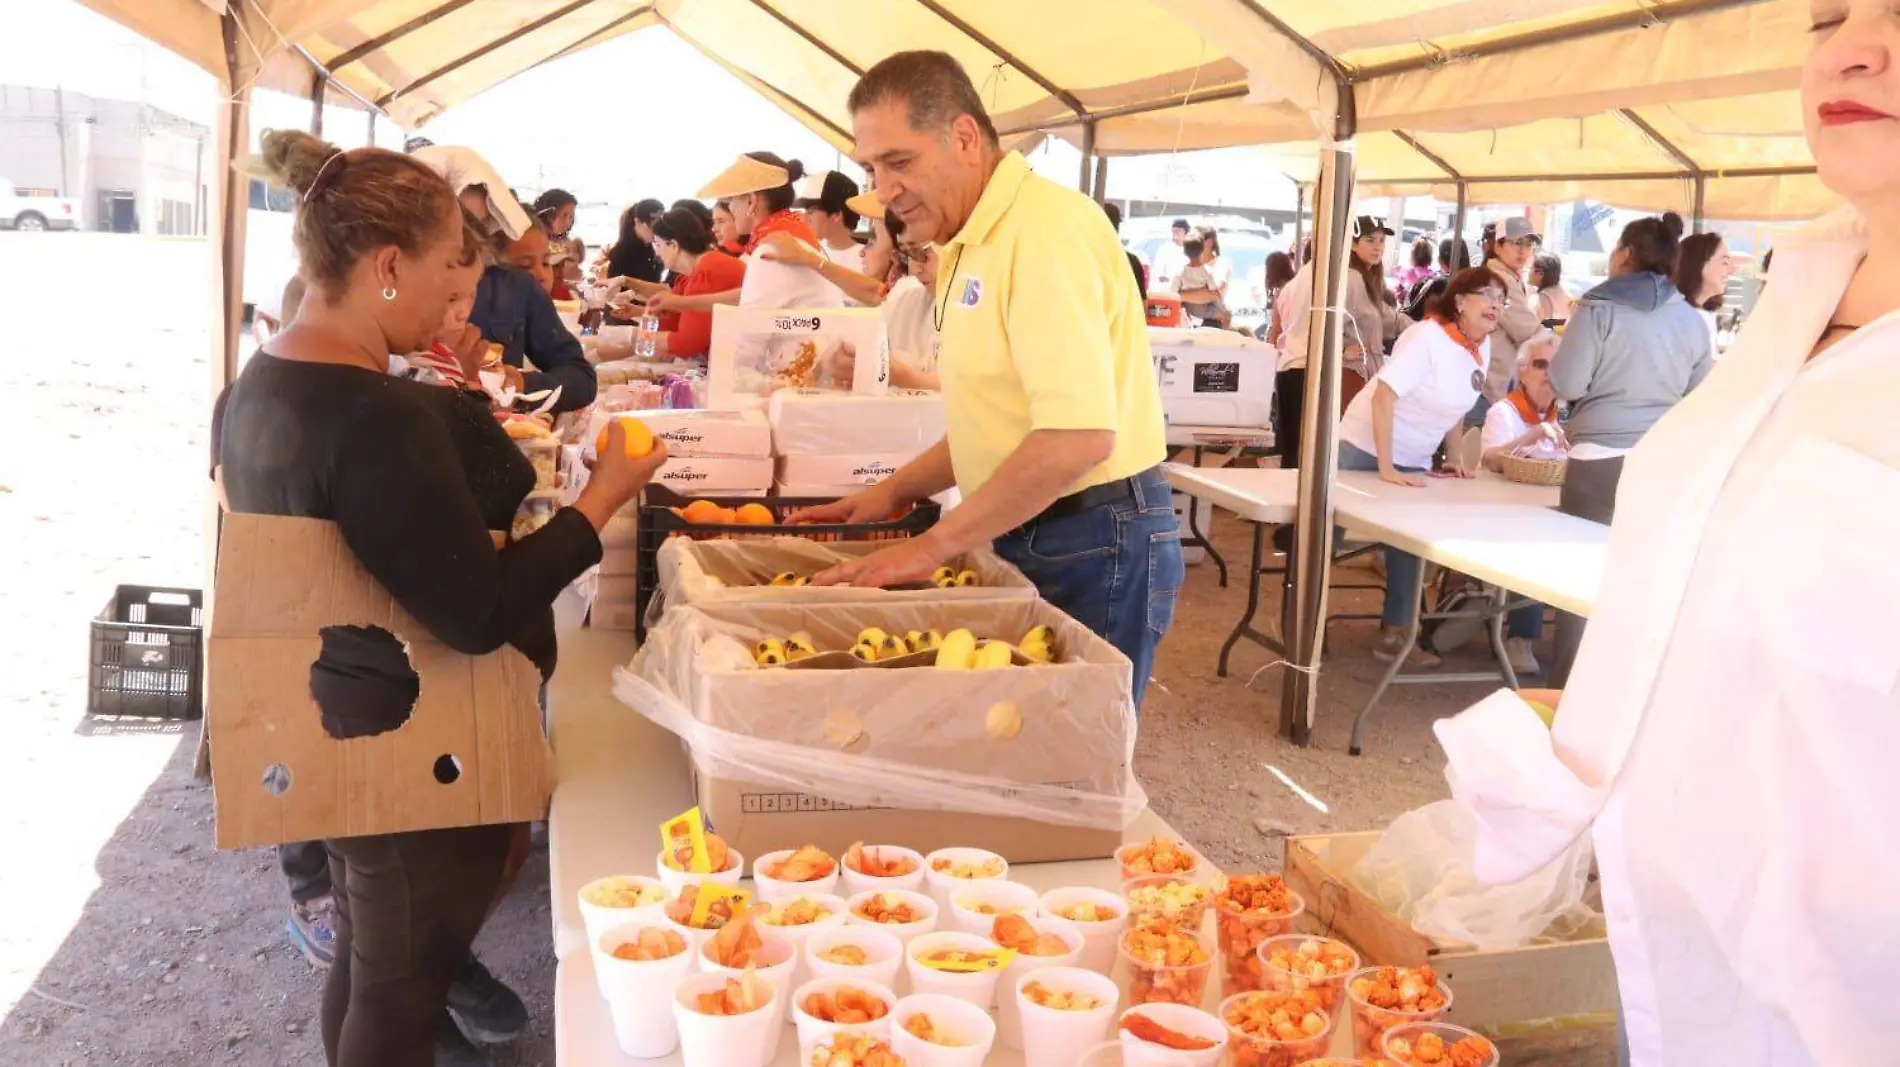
[0,235,1498,1065]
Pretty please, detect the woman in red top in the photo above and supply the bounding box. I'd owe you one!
[646,207,746,359]
[711,199,746,256]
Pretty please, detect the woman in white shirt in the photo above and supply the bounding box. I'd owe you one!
[1278,217,1406,467]
[1336,267,1500,665]
[1435,9,1900,1065]
[1478,332,1565,673]
[1675,231,1740,355]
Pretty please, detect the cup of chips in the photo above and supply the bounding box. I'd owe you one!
[1122,875,1213,936]
[1256,935,1359,1016]
[1119,924,1214,1008]
[1220,990,1331,1067]
[845,889,940,950]
[1211,875,1304,995]
[1345,965,1454,1059]
[791,978,897,1066]
[905,930,1008,1008]
[663,885,749,954]
[839,843,927,897]
[753,845,841,900]
[804,925,905,991]
[1015,966,1121,1067]
[672,970,778,1067]
[1115,1003,1227,1067]
[591,923,696,1058]
[578,875,668,948]
[1115,838,1202,882]
[991,916,1085,1049]
[698,909,796,1060]
[759,893,846,991]
[947,880,1040,937]
[922,847,1009,913]
[656,837,745,897]
[1380,1021,1499,1067]
[1038,886,1129,974]
[889,993,998,1067]
[810,1032,906,1067]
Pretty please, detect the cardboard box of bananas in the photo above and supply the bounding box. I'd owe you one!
[652,537,1039,610]
[761,564,978,590]
[751,624,1058,670]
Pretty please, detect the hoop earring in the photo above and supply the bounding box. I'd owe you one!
[382,287,397,302]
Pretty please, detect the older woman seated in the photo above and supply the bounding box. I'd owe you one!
[1481,331,1567,472]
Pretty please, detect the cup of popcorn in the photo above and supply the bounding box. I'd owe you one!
[1256,935,1359,1016]
[991,917,1085,1049]
[1345,965,1454,1059]
[1219,990,1331,1067]
[947,879,1040,937]
[1115,837,1202,882]
[591,923,696,1058]
[1118,923,1213,1008]
[1121,875,1212,936]
[1015,967,1121,1067]
[671,970,778,1067]
[805,925,905,992]
[1211,875,1304,995]
[1039,887,1128,974]
[578,875,668,948]
[905,930,1007,1008]
[922,847,1009,914]
[791,978,897,1067]
[1380,1021,1499,1067]
[752,845,841,900]
[1115,1003,1227,1067]
[845,889,940,951]
[889,992,998,1067]
[839,843,928,897]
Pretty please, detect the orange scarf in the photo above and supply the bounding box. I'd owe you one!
[1506,386,1559,426]
[1432,314,1484,366]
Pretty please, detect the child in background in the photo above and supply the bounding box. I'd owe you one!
[1172,238,1229,328]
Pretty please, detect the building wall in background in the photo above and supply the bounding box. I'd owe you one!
[0,84,210,234]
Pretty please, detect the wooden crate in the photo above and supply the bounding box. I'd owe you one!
[1286,832,1619,1067]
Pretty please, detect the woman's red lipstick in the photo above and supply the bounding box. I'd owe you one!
[1819,101,1893,126]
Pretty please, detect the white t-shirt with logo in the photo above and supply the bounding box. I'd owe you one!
[1339,318,1486,470]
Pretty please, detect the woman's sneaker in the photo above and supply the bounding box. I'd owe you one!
[285,896,337,969]
[447,956,528,1045]
[1373,630,1441,668]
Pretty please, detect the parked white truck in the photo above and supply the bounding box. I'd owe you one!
[0,179,80,231]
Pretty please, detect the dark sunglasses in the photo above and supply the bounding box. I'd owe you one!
[1529,358,1551,370]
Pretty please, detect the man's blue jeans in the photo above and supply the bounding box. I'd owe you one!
[993,467,1184,707]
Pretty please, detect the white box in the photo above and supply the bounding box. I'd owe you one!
[775,452,916,488]
[709,306,889,410]
[774,482,871,502]
[1150,328,1276,428]
[584,407,772,460]
[655,456,775,494]
[768,390,946,455]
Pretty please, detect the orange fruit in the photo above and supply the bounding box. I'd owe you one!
[681,500,723,524]
[593,417,656,460]
[716,508,740,524]
[736,503,775,526]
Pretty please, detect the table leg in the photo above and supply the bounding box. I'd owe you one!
[1350,558,1428,757]
[1218,523,1270,678]
[1184,491,1228,588]
[1486,584,1520,691]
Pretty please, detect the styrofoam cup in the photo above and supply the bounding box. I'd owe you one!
[758,893,847,992]
[578,875,668,949]
[1015,966,1121,1067]
[790,977,897,1066]
[661,891,729,957]
[904,930,1004,1009]
[946,879,1040,937]
[805,925,906,992]
[699,930,796,1060]
[890,993,997,1067]
[995,919,1085,1048]
[1116,1003,1227,1067]
[592,923,696,1058]
[752,849,843,900]
[672,971,778,1067]
[1077,1040,1130,1067]
[657,848,746,897]
[922,848,1009,913]
[845,889,939,950]
[1039,887,1129,974]
[838,845,927,897]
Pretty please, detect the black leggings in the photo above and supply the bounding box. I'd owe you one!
[1274,368,1307,467]
[320,824,515,1067]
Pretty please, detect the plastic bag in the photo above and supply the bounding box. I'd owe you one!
[1350,799,1599,951]
[648,536,1038,621]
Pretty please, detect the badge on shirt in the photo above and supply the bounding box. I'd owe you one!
[959,277,983,308]
[1470,369,1484,391]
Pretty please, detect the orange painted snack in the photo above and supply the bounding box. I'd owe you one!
[1347,966,1452,1058]
[765,845,838,883]
[918,947,994,967]
[583,877,667,909]
[954,895,1026,917]
[1123,875,1212,930]
[707,903,770,968]
[817,944,870,966]
[811,1033,906,1067]
[930,855,1005,879]
[1050,900,1123,924]
[763,897,835,927]
[667,886,741,930]
[663,828,734,873]
[1022,981,1104,1012]
[1259,935,1359,1012]
[801,985,891,1024]
[1117,837,1200,879]
[1213,875,1303,994]
[992,915,1072,957]
[901,1013,967,1046]
[845,842,918,879]
[1383,1026,1497,1067]
[608,928,687,961]
[1224,990,1331,1067]
[1119,1012,1219,1051]
[695,968,767,1016]
[853,892,926,925]
[1120,923,1213,1006]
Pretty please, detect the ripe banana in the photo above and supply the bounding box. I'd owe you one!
[785,634,819,660]
[931,566,957,585]
[954,569,979,587]
[935,628,977,669]
[973,640,1015,669]
[1018,625,1056,664]
[875,634,908,660]
[857,627,890,648]
[850,641,881,663]
[753,638,788,666]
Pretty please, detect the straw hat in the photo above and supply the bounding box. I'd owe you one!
[698,155,791,200]
[845,191,886,221]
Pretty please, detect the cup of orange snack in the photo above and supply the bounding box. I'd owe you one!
[1220,989,1331,1067]
[657,830,745,896]
[947,880,1040,936]
[991,915,1085,1048]
[579,875,668,947]
[591,924,696,1057]
[1122,875,1212,935]
[1119,922,1214,1007]
[1115,837,1202,882]
[1039,886,1128,974]
[846,889,940,949]
[791,978,896,1066]
[672,970,778,1067]
[905,930,1008,1008]
[1345,965,1453,1059]
[1257,935,1359,1015]
[890,993,997,1067]
[1015,966,1121,1066]
[754,845,841,900]
[1211,875,1304,995]
[809,1032,905,1067]
[1115,1003,1227,1067]
[760,893,847,990]
[698,912,798,1062]
[662,885,751,954]
[839,842,927,897]
[922,847,1008,913]
[804,925,905,991]
[1380,1021,1499,1067]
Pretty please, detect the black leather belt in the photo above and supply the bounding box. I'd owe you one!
[1023,474,1142,529]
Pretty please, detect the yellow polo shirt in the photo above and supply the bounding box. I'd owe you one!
[934,151,1165,498]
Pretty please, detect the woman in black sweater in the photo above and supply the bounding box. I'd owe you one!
[218,130,664,1067]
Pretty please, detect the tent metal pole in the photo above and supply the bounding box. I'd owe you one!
[997,83,1245,136]
[1094,155,1108,201]
[329,0,485,71]
[1692,175,1708,232]
[367,110,377,145]
[906,0,1089,119]
[1453,181,1468,265]
[1292,183,1305,253]
[377,0,608,107]
[1357,0,1768,79]
[1079,122,1096,195]
[309,70,325,136]
[738,0,864,75]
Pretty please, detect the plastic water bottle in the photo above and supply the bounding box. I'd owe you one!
[636,311,660,359]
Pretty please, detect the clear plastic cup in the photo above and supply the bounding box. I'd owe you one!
[904,930,1004,1009]
[1121,874,1213,935]
[578,875,668,949]
[844,888,939,950]
[1119,927,1214,1008]
[698,929,797,1061]
[758,893,846,992]
[804,925,905,993]
[1115,1003,1227,1067]
[1345,966,1454,1059]
[1039,886,1129,974]
[671,970,777,1067]
[752,849,842,901]
[1014,966,1120,1067]
[1212,885,1304,995]
[889,992,998,1067]
[790,976,897,1067]
[994,918,1084,1049]
[946,879,1040,936]
[1255,934,1359,1017]
[1114,840,1203,883]
[1380,1020,1500,1066]
[656,847,746,897]
[922,847,1009,914]
[591,922,696,1058]
[1219,990,1332,1067]
[838,845,927,897]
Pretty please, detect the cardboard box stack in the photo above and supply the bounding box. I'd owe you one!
[767,389,947,499]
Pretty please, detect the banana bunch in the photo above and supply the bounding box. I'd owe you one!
[1017,625,1056,664]
[747,624,1056,667]
[768,572,811,587]
[930,566,981,589]
[752,630,820,666]
[933,629,1015,669]
[849,627,910,663]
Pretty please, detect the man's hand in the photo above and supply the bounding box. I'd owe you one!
[810,539,943,588]
[752,232,825,270]
[789,483,904,526]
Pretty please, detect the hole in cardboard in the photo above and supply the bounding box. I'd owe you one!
[433,754,462,785]
[310,625,420,741]
[262,763,292,796]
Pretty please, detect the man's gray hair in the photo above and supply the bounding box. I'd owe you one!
[848,50,1000,148]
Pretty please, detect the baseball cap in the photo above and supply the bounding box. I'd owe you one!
[409,144,532,240]
[1352,215,1395,240]
[1499,217,1543,243]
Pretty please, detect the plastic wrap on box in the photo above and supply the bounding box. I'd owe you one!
[650,537,1037,616]
[767,389,945,456]
[615,600,1141,832]
[709,306,889,409]
[775,453,917,488]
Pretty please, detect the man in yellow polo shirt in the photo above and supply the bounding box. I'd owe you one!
[808,50,1182,702]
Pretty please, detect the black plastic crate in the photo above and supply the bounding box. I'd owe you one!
[88,585,204,720]
[632,485,941,639]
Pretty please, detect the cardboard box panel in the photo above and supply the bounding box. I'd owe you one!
[652,537,1038,612]
[586,407,773,460]
[710,306,889,410]
[767,389,946,455]
[654,456,774,495]
[775,452,918,488]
